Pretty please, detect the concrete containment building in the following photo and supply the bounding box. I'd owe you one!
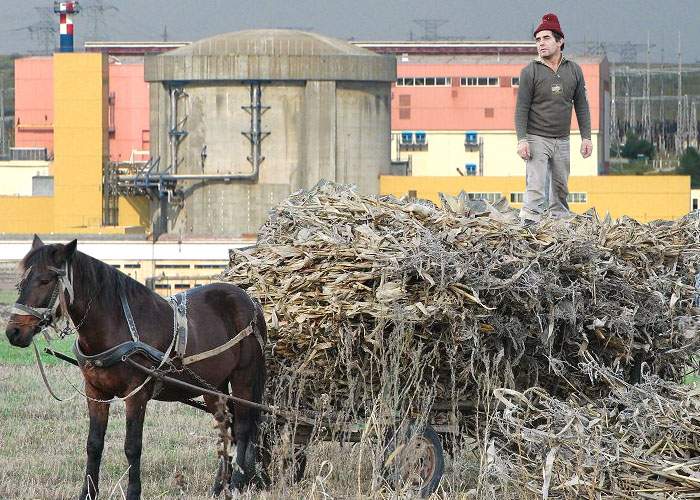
[144,30,396,237]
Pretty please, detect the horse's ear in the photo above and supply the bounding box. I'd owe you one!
[54,239,77,264]
[32,234,44,250]
[64,239,77,261]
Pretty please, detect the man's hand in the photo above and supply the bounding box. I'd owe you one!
[581,138,593,158]
[517,140,531,160]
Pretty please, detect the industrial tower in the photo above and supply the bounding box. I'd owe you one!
[54,1,80,52]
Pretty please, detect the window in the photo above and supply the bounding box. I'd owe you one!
[399,108,411,119]
[511,77,520,87]
[194,264,227,269]
[460,76,499,87]
[124,263,141,269]
[484,108,494,118]
[693,198,698,211]
[567,192,588,203]
[466,192,502,203]
[510,193,524,203]
[396,77,451,87]
[399,95,411,106]
[465,164,477,176]
[155,263,191,269]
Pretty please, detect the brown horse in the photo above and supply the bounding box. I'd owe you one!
[5,236,266,499]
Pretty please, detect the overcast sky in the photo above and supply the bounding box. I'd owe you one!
[1,0,699,63]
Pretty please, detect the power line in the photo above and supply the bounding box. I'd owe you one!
[82,0,118,41]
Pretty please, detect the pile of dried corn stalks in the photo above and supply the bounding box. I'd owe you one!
[224,182,699,410]
[484,364,700,499]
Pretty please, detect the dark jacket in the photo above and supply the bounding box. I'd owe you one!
[515,56,591,141]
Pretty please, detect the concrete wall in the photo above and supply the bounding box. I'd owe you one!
[150,79,390,237]
[392,130,599,176]
[380,175,691,222]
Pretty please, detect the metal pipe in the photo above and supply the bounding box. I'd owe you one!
[118,173,257,182]
[169,87,178,174]
[251,83,261,171]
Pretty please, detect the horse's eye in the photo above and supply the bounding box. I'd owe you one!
[39,279,52,285]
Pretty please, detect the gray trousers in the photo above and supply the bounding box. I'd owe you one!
[519,134,571,221]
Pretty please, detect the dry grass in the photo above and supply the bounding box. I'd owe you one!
[0,363,481,499]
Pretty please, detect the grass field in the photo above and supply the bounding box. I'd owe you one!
[0,362,478,499]
[0,290,16,304]
[0,306,478,498]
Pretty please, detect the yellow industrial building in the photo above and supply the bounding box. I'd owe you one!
[380,175,692,222]
[0,53,147,235]
[392,131,598,177]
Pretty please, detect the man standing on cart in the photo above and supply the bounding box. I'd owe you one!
[515,13,593,223]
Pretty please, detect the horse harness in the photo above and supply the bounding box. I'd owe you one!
[12,261,264,370]
[73,285,265,369]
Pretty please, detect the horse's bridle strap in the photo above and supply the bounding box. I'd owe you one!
[11,303,52,319]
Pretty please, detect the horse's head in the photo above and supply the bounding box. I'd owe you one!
[5,235,77,348]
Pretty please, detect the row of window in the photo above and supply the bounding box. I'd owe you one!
[509,192,588,203]
[111,263,226,270]
[444,192,588,204]
[396,76,520,87]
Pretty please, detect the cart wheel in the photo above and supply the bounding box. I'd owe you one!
[383,422,444,498]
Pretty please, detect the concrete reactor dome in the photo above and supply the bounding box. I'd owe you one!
[145,30,396,238]
[145,29,395,82]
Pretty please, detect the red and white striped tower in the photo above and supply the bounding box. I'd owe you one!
[53,2,80,52]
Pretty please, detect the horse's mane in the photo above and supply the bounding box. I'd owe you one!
[22,244,152,304]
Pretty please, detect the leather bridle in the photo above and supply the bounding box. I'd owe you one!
[11,261,74,331]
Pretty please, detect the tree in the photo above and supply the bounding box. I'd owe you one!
[678,146,700,188]
[619,132,654,160]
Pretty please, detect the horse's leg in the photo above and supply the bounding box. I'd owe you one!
[228,382,258,491]
[124,391,149,500]
[80,389,110,499]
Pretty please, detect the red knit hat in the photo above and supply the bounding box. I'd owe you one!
[534,13,564,38]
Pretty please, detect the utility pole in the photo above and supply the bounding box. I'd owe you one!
[162,25,168,42]
[83,0,118,41]
[610,67,618,156]
[29,6,57,54]
[413,19,448,41]
[641,32,652,142]
[0,80,5,159]
[676,31,684,153]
